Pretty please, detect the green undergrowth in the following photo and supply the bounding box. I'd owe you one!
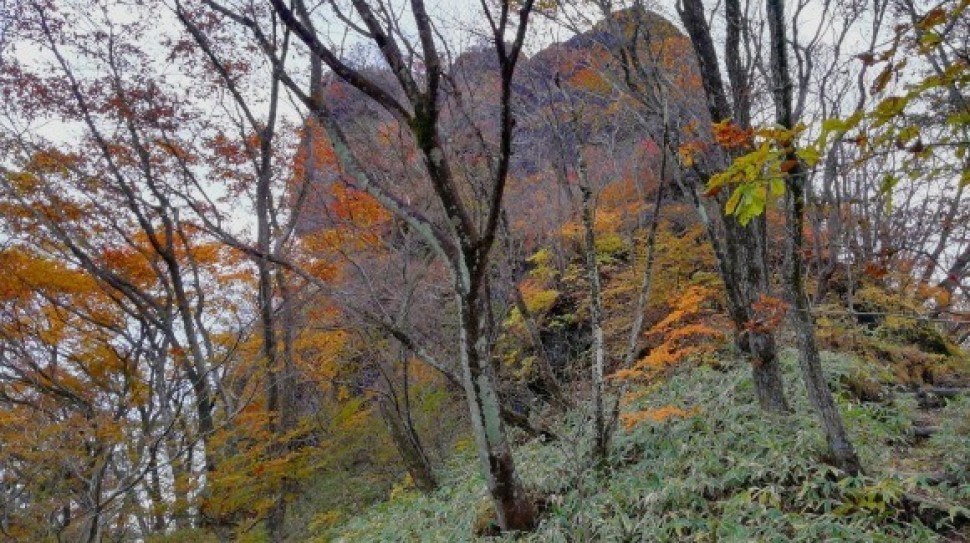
[319,351,970,542]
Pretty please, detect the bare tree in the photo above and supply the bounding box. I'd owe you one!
[189,0,541,530]
[765,0,861,474]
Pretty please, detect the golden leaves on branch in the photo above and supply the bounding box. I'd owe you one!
[612,285,725,383]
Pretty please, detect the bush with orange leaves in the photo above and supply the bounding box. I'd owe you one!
[612,284,726,430]
[619,404,702,431]
[613,285,726,383]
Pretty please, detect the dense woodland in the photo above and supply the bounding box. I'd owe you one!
[0,0,969,541]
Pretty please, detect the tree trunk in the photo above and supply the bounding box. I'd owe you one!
[722,192,791,414]
[673,163,791,413]
[54,503,71,543]
[164,431,192,530]
[766,0,861,475]
[937,243,970,310]
[258,233,289,542]
[458,291,536,532]
[268,0,539,532]
[787,270,861,474]
[623,111,667,369]
[147,447,167,533]
[676,0,791,414]
[82,452,108,543]
[745,329,789,412]
[579,173,608,463]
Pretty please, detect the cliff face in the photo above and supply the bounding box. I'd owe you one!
[297,9,705,247]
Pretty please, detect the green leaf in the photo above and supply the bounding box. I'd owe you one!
[770,179,786,196]
[919,31,943,48]
[821,112,862,134]
[896,125,920,144]
[872,96,909,127]
[708,171,730,191]
[736,185,767,226]
[880,174,898,213]
[880,174,899,194]
[796,146,821,167]
[725,187,743,215]
[946,110,970,127]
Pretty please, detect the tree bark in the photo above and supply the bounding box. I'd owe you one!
[580,178,608,463]
[676,0,791,414]
[458,291,536,531]
[938,243,970,308]
[766,0,861,475]
[146,446,167,532]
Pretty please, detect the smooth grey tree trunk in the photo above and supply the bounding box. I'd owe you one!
[580,178,608,463]
[458,291,536,531]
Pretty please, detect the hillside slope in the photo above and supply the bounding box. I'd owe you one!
[312,350,970,542]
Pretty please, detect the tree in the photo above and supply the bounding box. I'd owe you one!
[550,0,792,413]
[673,0,792,414]
[171,5,307,536]
[0,2,320,536]
[764,0,862,475]
[0,2,231,524]
[186,0,541,531]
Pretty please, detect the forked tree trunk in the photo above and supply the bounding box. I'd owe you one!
[676,0,791,415]
[672,155,791,413]
[266,0,538,532]
[766,0,861,475]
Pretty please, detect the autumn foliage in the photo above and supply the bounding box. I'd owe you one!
[1,0,969,541]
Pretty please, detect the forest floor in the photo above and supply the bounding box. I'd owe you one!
[315,350,970,542]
